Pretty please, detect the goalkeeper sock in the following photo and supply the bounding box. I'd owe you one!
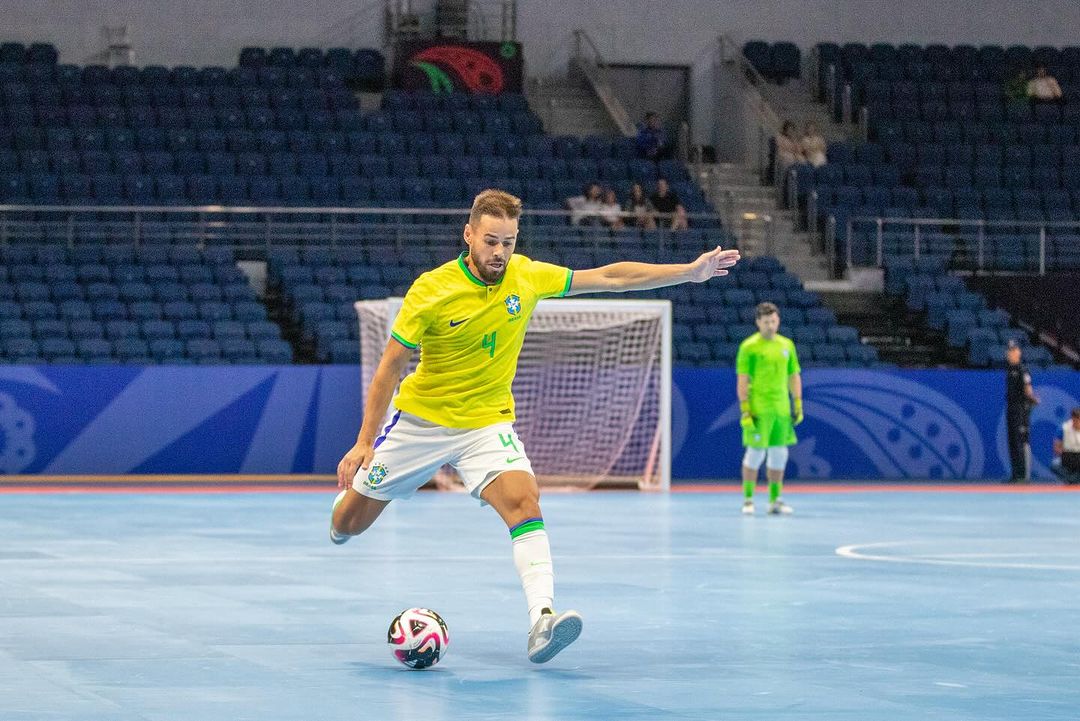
[769,480,782,503]
[510,518,554,626]
[743,477,755,499]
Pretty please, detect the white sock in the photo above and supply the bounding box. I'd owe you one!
[510,520,554,626]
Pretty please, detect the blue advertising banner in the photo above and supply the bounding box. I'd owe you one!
[0,366,361,475]
[672,368,1080,481]
[1,366,1078,480]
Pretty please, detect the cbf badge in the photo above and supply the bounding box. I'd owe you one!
[366,462,389,488]
[504,294,521,315]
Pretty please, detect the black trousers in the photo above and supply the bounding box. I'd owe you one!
[1053,451,1080,484]
[1007,412,1030,480]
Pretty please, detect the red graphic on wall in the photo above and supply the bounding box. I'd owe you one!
[395,41,523,94]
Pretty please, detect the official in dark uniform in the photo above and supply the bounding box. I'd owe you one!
[1004,340,1039,482]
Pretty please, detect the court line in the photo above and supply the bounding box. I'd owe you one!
[836,541,1080,571]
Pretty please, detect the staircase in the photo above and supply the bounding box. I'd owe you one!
[525,74,623,137]
[758,79,851,143]
[694,162,833,281]
[820,290,957,368]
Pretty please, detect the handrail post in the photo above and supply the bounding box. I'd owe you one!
[842,83,852,123]
[875,217,883,267]
[844,216,852,270]
[914,223,921,259]
[977,222,984,271]
[1039,225,1047,275]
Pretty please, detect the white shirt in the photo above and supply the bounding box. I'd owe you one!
[1060,420,1080,453]
[1027,76,1062,101]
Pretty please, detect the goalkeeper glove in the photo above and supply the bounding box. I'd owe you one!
[739,400,755,430]
[793,398,804,426]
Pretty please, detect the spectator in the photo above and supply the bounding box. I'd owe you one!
[650,178,689,231]
[636,111,672,161]
[1051,408,1080,485]
[623,183,657,230]
[1027,65,1063,103]
[799,122,827,168]
[1004,70,1028,100]
[598,188,624,229]
[774,120,804,182]
[566,182,604,226]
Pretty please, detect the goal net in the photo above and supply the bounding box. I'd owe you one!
[355,298,671,491]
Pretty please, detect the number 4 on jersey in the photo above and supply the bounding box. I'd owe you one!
[482,331,497,358]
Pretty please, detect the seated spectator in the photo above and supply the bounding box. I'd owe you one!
[774,120,804,181]
[623,183,657,230]
[650,178,689,231]
[800,122,827,168]
[636,111,672,161]
[566,182,604,226]
[1052,407,1080,485]
[599,188,624,229]
[1027,65,1063,103]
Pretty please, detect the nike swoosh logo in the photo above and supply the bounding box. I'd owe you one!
[449,318,469,327]
[506,456,524,463]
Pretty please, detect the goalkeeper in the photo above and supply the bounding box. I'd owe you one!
[735,302,803,515]
[331,189,740,664]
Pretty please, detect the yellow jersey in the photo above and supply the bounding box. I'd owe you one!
[390,252,573,428]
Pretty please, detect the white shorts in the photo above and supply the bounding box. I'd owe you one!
[351,408,534,503]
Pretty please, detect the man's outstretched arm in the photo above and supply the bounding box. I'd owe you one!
[565,246,740,296]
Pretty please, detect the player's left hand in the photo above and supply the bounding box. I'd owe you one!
[687,246,741,283]
[793,398,804,426]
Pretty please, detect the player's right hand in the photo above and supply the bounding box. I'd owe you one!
[337,441,374,489]
[739,413,755,430]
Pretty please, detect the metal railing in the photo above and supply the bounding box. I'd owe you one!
[0,204,730,258]
[570,29,636,137]
[837,214,1080,275]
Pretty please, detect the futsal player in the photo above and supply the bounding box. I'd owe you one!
[331,189,740,663]
[736,302,802,515]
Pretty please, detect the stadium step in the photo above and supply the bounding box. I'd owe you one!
[526,76,623,137]
[695,163,833,281]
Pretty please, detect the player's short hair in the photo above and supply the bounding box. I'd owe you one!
[755,301,780,319]
[469,189,522,226]
[1071,407,1080,420]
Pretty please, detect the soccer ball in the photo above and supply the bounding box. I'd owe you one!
[387,608,450,669]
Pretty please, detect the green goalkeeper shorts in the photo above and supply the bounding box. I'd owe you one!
[742,413,797,449]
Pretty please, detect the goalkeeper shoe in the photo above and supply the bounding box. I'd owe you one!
[527,608,583,664]
[330,489,351,545]
[741,500,755,515]
[768,499,794,515]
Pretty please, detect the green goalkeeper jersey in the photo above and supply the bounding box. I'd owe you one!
[735,332,801,415]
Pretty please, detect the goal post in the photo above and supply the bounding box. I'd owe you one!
[355,298,672,491]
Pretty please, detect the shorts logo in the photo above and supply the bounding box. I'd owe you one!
[366,462,389,488]
[504,294,521,316]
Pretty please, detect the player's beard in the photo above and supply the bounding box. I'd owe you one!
[470,248,508,284]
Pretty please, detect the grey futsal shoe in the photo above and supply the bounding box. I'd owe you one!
[741,500,755,515]
[527,608,583,663]
[768,499,794,515]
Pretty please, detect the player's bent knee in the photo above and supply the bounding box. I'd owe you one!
[743,447,766,470]
[483,470,541,523]
[765,446,789,470]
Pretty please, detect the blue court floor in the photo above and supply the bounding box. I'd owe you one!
[2,488,1079,721]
